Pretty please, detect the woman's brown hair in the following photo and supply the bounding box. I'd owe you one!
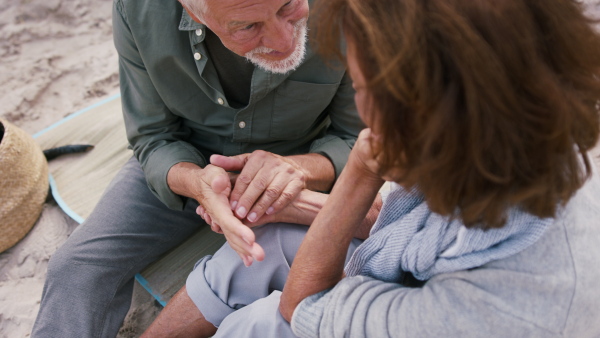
[313,0,600,228]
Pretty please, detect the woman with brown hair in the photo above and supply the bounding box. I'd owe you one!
[145,0,600,336]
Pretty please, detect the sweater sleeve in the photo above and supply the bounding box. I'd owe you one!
[291,273,568,338]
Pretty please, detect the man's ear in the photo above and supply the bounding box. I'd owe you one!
[178,1,204,24]
[187,9,204,24]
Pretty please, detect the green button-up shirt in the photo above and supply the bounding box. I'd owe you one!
[113,0,363,210]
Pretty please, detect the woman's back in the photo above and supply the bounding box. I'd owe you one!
[292,164,600,337]
[430,164,600,337]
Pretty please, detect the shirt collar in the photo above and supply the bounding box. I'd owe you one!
[179,7,206,42]
[179,7,205,31]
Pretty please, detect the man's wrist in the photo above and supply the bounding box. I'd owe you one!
[167,162,204,200]
[287,153,336,192]
[289,190,327,225]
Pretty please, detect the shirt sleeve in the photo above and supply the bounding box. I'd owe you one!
[291,273,567,338]
[113,0,206,210]
[309,72,365,181]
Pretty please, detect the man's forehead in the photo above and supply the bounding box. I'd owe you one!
[206,0,292,23]
[205,0,287,8]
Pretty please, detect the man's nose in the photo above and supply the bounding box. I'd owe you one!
[262,19,295,53]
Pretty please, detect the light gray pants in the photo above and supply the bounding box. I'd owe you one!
[32,157,205,338]
[187,223,363,337]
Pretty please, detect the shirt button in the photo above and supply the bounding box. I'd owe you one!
[195,28,203,36]
[238,121,246,129]
[217,98,224,105]
[194,52,202,60]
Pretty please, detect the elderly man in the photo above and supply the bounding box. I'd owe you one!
[31,0,362,336]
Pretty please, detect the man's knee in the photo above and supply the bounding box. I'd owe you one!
[45,239,79,281]
[45,233,123,287]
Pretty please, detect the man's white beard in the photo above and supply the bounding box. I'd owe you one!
[244,19,307,74]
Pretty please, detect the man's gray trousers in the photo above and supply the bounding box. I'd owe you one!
[32,157,204,337]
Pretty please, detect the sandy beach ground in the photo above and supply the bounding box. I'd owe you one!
[0,0,157,336]
[1,0,600,337]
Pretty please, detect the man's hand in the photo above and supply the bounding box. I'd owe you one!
[167,162,264,266]
[210,151,308,224]
[197,189,316,228]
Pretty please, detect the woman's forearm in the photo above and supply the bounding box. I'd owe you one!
[279,161,384,321]
[263,189,381,239]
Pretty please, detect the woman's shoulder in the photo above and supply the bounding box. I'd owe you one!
[447,167,600,335]
[560,161,600,229]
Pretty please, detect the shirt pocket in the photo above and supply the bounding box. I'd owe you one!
[270,80,340,139]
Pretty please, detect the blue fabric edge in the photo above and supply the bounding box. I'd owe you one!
[33,93,170,307]
[33,93,121,138]
[33,94,122,223]
[47,175,85,224]
[135,274,168,307]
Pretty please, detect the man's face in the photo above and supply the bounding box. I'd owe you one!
[189,0,309,74]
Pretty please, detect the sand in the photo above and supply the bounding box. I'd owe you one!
[0,0,157,337]
[1,0,600,337]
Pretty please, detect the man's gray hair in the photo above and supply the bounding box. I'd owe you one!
[180,0,209,21]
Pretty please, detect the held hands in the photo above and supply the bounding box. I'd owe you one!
[193,149,311,266]
[193,132,388,265]
[193,135,388,265]
[210,150,307,224]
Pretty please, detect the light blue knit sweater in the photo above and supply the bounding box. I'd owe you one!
[344,183,551,282]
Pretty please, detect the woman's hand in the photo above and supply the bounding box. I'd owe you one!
[348,128,384,179]
[350,128,404,183]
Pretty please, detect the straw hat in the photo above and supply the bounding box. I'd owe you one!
[0,119,48,253]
